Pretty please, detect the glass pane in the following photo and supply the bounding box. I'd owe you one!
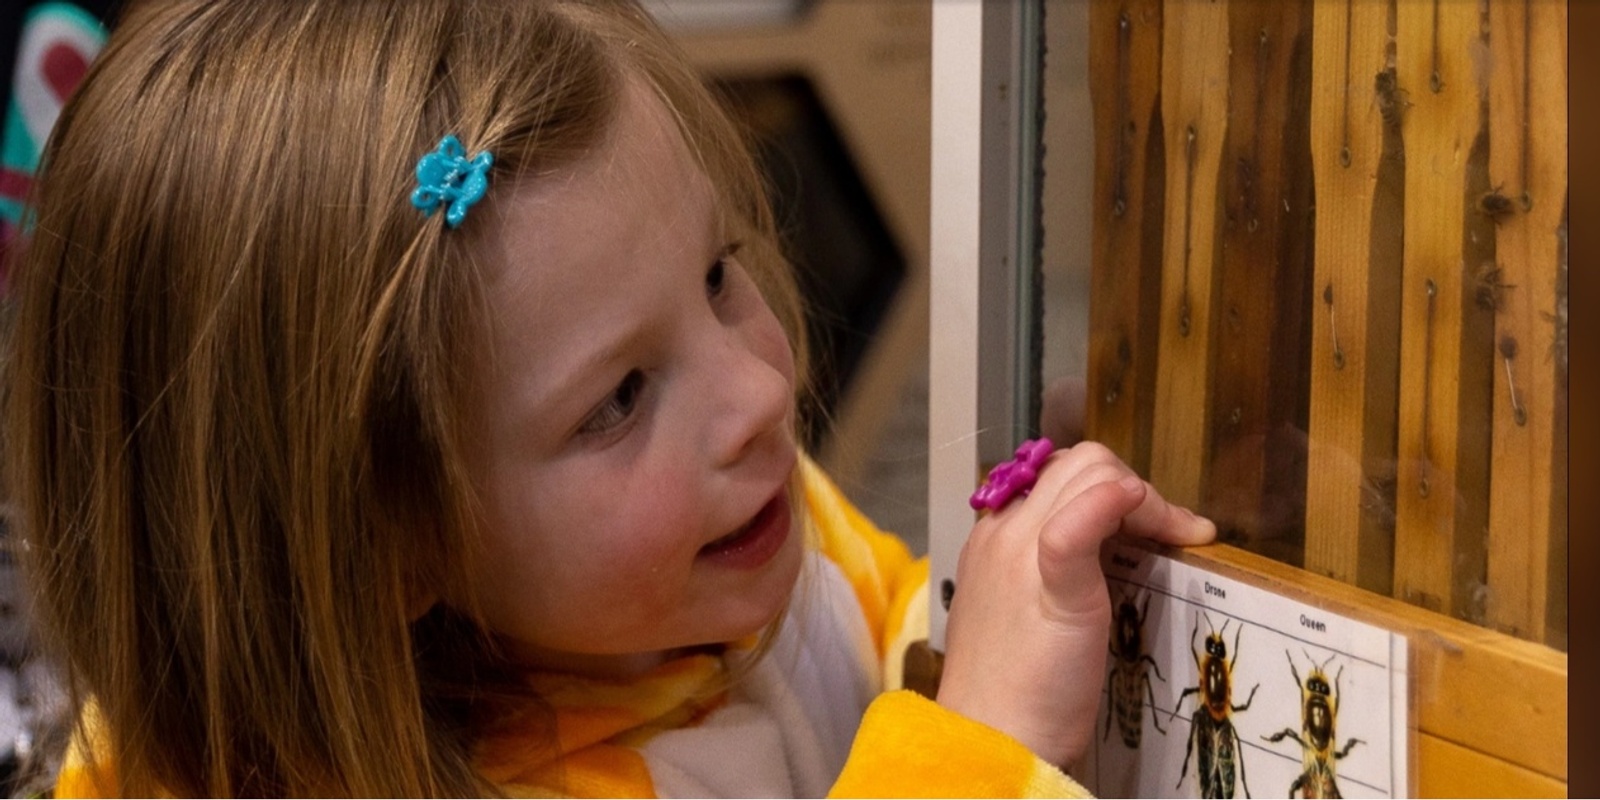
[1037,0,1567,650]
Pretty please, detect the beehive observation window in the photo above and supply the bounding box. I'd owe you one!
[926,1,1567,796]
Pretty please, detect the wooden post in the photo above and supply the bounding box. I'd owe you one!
[1085,0,1164,474]
[1484,0,1566,643]
[1203,0,1315,565]
[1149,0,1229,509]
[1304,0,1404,593]
[1392,0,1495,621]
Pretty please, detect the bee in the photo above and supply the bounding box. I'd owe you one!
[1477,185,1516,224]
[1373,67,1410,130]
[1103,588,1167,748]
[1473,260,1516,312]
[1175,615,1259,798]
[1262,651,1364,798]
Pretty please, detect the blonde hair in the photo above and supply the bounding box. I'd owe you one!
[4,0,805,795]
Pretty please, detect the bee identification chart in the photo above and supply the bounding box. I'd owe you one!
[1081,542,1409,799]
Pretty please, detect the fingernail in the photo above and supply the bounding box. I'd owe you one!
[1118,475,1144,494]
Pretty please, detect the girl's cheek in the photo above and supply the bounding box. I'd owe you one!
[614,475,703,557]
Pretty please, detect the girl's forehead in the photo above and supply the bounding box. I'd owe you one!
[476,77,717,301]
[555,77,706,193]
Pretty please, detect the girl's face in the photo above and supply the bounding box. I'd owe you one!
[458,77,802,677]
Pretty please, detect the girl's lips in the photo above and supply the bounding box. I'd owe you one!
[697,489,791,569]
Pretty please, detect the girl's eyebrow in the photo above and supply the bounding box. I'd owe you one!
[541,329,635,415]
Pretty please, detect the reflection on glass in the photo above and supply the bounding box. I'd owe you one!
[1037,0,1566,650]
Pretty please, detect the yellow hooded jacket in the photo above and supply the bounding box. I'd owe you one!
[57,457,1091,798]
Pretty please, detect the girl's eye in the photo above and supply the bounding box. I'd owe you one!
[705,259,726,298]
[579,370,644,435]
[707,241,741,299]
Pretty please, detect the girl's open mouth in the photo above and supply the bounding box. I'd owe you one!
[698,489,790,569]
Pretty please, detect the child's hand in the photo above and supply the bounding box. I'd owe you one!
[935,442,1215,768]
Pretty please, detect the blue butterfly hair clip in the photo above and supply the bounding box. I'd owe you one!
[411,135,494,228]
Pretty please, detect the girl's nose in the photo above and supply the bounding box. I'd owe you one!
[709,334,791,468]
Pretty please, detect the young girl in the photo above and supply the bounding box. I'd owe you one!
[4,0,1214,796]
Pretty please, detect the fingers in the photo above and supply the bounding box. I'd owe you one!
[1035,476,1146,602]
[1121,479,1217,546]
[1018,441,1216,548]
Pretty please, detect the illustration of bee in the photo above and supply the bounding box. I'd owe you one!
[1262,651,1364,798]
[1103,588,1167,748]
[1175,615,1259,799]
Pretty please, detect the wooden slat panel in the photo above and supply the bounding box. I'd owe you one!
[1304,0,1404,594]
[1067,0,1570,793]
[1484,0,1567,644]
[1149,0,1228,508]
[1203,0,1314,565]
[1161,542,1567,783]
[1085,0,1164,475]
[1417,734,1566,799]
[1391,0,1495,620]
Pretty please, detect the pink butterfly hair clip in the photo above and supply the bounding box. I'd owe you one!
[969,437,1055,512]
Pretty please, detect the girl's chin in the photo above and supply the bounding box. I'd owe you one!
[498,559,803,679]
[698,529,806,647]
[501,640,703,679]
